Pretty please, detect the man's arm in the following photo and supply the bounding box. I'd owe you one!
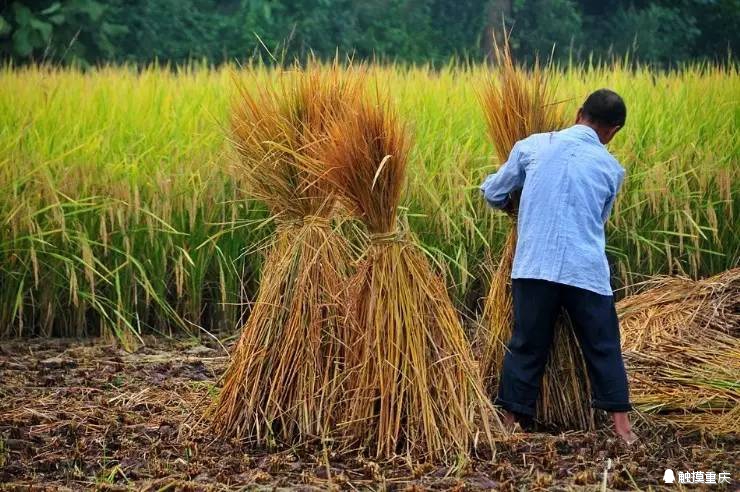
[480,141,526,211]
[602,168,625,223]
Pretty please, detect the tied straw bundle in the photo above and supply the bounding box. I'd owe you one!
[617,268,740,434]
[478,40,594,430]
[211,66,363,446]
[309,91,502,462]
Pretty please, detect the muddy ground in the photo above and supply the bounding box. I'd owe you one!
[0,338,736,491]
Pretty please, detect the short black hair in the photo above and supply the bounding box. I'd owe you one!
[581,89,626,127]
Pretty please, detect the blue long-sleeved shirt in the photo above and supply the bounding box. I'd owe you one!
[480,124,625,296]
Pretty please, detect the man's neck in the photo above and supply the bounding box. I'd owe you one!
[576,120,608,144]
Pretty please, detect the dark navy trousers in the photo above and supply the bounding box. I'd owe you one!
[495,278,632,417]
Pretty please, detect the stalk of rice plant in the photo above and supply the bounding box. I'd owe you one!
[2,62,737,347]
[210,65,363,446]
[312,92,502,462]
[478,39,594,430]
[618,268,740,434]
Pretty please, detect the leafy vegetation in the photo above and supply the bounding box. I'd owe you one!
[1,0,738,66]
[0,61,737,344]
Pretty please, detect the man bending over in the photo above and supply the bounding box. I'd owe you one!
[480,89,636,444]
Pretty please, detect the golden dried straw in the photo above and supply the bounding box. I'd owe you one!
[478,38,593,430]
[618,268,740,434]
[210,64,363,446]
[313,91,502,462]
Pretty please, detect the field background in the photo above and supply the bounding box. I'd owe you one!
[1,63,738,344]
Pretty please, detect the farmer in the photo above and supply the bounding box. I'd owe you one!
[480,89,637,444]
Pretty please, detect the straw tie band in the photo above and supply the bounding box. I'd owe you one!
[277,215,333,231]
[369,230,406,244]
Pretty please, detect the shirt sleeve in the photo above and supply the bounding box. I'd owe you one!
[601,168,625,223]
[480,141,526,209]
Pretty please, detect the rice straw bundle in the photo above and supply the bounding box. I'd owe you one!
[617,268,740,434]
[478,40,594,430]
[211,66,363,446]
[314,93,501,461]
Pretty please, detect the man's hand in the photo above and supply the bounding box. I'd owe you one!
[501,199,516,217]
[502,191,521,218]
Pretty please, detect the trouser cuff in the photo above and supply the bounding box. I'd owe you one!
[592,399,632,412]
[494,397,536,417]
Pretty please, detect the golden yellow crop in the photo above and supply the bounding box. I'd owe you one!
[0,61,737,344]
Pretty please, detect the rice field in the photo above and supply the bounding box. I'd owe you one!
[1,61,738,343]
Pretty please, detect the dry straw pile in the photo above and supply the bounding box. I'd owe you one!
[312,91,501,461]
[618,268,740,434]
[478,41,594,430]
[211,66,362,446]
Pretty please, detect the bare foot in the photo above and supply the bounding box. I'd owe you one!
[611,412,638,445]
[501,410,521,434]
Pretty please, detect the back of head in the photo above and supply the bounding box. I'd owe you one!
[582,89,626,128]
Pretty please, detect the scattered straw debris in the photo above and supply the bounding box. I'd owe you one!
[2,338,737,489]
[619,268,740,434]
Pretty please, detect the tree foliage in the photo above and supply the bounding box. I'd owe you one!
[0,1,126,64]
[0,0,737,66]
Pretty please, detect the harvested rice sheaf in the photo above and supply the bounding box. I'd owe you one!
[316,93,501,462]
[478,39,594,430]
[211,66,362,446]
[618,268,740,434]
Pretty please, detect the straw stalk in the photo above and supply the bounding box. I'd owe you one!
[211,66,361,446]
[314,92,501,462]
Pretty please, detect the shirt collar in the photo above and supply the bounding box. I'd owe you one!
[570,124,602,145]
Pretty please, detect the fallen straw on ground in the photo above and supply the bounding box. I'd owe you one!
[618,268,740,434]
[5,338,737,489]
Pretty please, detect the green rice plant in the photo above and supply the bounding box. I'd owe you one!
[0,59,737,347]
[0,63,270,348]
